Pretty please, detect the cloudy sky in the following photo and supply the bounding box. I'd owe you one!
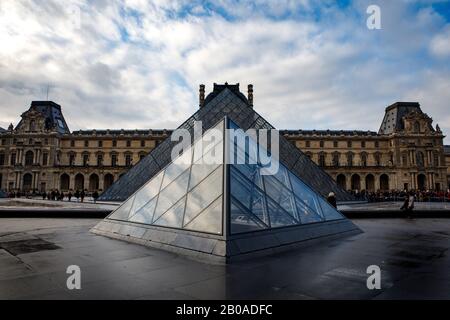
[1,0,449,142]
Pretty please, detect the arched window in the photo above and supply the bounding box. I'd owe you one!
[29,120,36,132]
[414,121,420,133]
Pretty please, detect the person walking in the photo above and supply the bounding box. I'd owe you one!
[327,192,337,208]
[92,190,99,204]
[68,191,73,202]
[80,190,85,203]
[74,190,80,202]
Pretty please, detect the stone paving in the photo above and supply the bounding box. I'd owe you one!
[1,217,450,299]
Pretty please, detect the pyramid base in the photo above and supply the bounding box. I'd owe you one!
[91,219,362,264]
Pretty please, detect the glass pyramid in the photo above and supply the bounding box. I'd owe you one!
[106,117,345,236]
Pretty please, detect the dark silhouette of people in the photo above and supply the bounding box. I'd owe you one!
[327,192,337,208]
[92,191,99,204]
[68,191,73,202]
[80,190,85,203]
[74,190,80,202]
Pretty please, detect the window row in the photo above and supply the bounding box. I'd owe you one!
[68,139,161,148]
[303,140,380,149]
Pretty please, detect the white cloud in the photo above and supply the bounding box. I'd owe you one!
[0,0,449,144]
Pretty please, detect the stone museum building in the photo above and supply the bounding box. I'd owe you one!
[0,85,449,194]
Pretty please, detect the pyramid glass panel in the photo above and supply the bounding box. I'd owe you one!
[153,168,190,223]
[263,174,298,220]
[161,147,192,189]
[294,196,323,224]
[184,196,223,234]
[318,196,345,221]
[131,170,164,215]
[129,197,157,224]
[288,171,323,216]
[184,166,223,226]
[153,197,186,228]
[230,199,268,234]
[266,196,298,227]
[230,166,269,225]
[108,195,135,220]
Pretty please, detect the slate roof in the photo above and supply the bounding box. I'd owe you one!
[444,145,450,155]
[281,129,378,137]
[99,84,354,202]
[18,101,70,134]
[378,102,430,135]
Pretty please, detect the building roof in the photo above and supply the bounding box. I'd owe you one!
[70,129,172,137]
[378,102,424,135]
[203,82,249,106]
[18,101,71,134]
[444,145,450,155]
[281,129,379,137]
[0,127,5,133]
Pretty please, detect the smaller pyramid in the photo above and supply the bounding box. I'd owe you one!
[92,118,361,263]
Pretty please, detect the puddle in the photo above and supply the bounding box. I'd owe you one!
[0,239,61,256]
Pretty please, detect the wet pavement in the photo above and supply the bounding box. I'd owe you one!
[0,217,449,299]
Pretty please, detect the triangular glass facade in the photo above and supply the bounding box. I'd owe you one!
[108,119,225,235]
[227,118,345,235]
[107,117,344,237]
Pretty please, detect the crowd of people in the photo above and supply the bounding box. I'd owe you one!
[348,189,450,203]
[4,189,101,203]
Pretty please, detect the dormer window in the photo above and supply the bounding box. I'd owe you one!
[414,121,420,133]
[29,120,36,132]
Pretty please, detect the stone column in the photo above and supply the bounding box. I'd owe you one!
[374,174,380,191]
[99,173,105,192]
[69,174,75,191]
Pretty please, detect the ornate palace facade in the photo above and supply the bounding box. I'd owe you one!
[1,91,449,194]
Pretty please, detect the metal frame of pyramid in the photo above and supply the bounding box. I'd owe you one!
[92,114,361,263]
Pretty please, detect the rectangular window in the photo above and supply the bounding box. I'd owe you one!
[361,141,366,148]
[333,141,338,148]
[97,154,103,166]
[98,140,103,148]
[11,153,16,166]
[347,141,352,148]
[0,153,4,166]
[84,140,89,148]
[43,153,48,166]
[1,139,6,146]
[69,154,75,166]
[319,141,324,148]
[71,140,75,147]
[375,141,379,148]
[140,154,146,161]
[111,154,117,167]
[126,140,131,147]
[83,154,89,166]
[112,140,117,147]
[125,154,132,166]
[141,140,145,147]
[305,141,310,148]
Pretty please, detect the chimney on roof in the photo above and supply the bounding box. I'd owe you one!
[247,84,253,108]
[199,84,205,108]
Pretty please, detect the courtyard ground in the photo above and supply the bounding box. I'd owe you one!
[0,215,449,300]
